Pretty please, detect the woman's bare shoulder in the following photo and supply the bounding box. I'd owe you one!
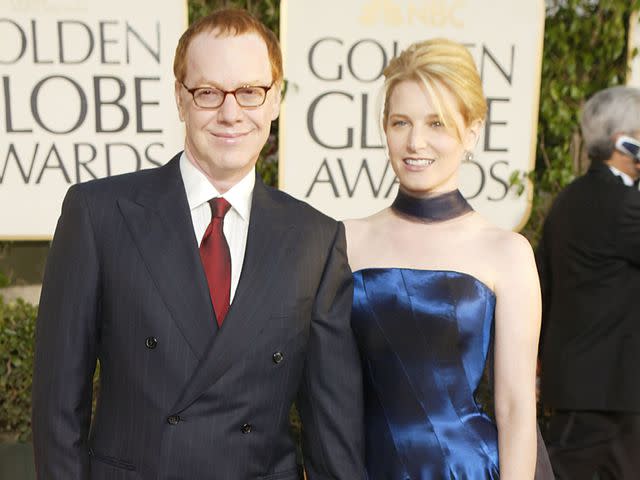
[474,223,536,290]
[344,209,390,241]
[344,209,392,269]
[492,228,533,263]
[470,215,533,255]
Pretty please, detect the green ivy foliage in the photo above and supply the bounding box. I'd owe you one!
[0,297,37,442]
[522,0,640,244]
[0,296,101,444]
[0,244,10,288]
[189,0,279,33]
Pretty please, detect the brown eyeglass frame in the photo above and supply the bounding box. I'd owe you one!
[181,82,274,109]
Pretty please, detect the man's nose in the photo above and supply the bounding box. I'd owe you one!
[218,93,242,122]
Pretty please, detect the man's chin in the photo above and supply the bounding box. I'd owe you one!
[215,159,257,179]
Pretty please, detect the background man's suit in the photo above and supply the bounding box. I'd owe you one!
[32,154,364,479]
[537,161,640,477]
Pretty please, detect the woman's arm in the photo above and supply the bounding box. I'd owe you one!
[493,232,541,479]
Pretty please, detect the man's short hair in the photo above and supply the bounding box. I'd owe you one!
[173,8,283,85]
[581,86,640,162]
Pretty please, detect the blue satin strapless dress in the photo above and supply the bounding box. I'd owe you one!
[351,268,500,479]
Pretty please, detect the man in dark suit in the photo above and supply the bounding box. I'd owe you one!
[537,86,640,479]
[32,9,364,479]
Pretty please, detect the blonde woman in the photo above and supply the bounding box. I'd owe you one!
[346,39,542,479]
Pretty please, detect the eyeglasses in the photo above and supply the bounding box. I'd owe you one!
[181,82,274,109]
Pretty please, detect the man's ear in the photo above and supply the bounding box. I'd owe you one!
[175,80,185,122]
[270,82,283,121]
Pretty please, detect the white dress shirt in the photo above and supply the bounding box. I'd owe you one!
[179,152,254,303]
[608,165,635,187]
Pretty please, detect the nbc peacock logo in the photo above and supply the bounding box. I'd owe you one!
[359,0,465,28]
[360,0,403,26]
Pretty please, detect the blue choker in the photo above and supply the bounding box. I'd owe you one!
[391,189,473,222]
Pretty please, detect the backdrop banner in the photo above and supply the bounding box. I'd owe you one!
[630,11,640,88]
[279,0,545,230]
[0,0,187,239]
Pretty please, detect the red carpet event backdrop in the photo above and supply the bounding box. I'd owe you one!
[3,1,590,236]
[279,0,545,230]
[0,0,188,239]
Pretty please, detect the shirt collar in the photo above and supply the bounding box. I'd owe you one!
[608,165,635,187]
[179,152,255,221]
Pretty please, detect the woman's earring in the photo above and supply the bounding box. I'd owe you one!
[464,150,474,162]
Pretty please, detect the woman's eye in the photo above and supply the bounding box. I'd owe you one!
[430,120,443,128]
[392,120,407,127]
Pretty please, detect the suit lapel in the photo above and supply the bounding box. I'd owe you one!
[172,177,295,412]
[117,155,215,360]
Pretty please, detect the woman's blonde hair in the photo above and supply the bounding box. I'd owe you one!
[383,38,486,142]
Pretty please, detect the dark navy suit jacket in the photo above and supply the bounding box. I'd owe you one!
[32,154,364,479]
[538,161,640,412]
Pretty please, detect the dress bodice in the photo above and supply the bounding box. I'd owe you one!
[351,268,499,480]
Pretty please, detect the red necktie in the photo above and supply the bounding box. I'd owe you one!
[199,198,232,326]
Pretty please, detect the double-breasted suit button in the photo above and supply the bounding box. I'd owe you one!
[241,423,252,434]
[167,415,180,425]
[145,337,158,349]
[272,351,284,364]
